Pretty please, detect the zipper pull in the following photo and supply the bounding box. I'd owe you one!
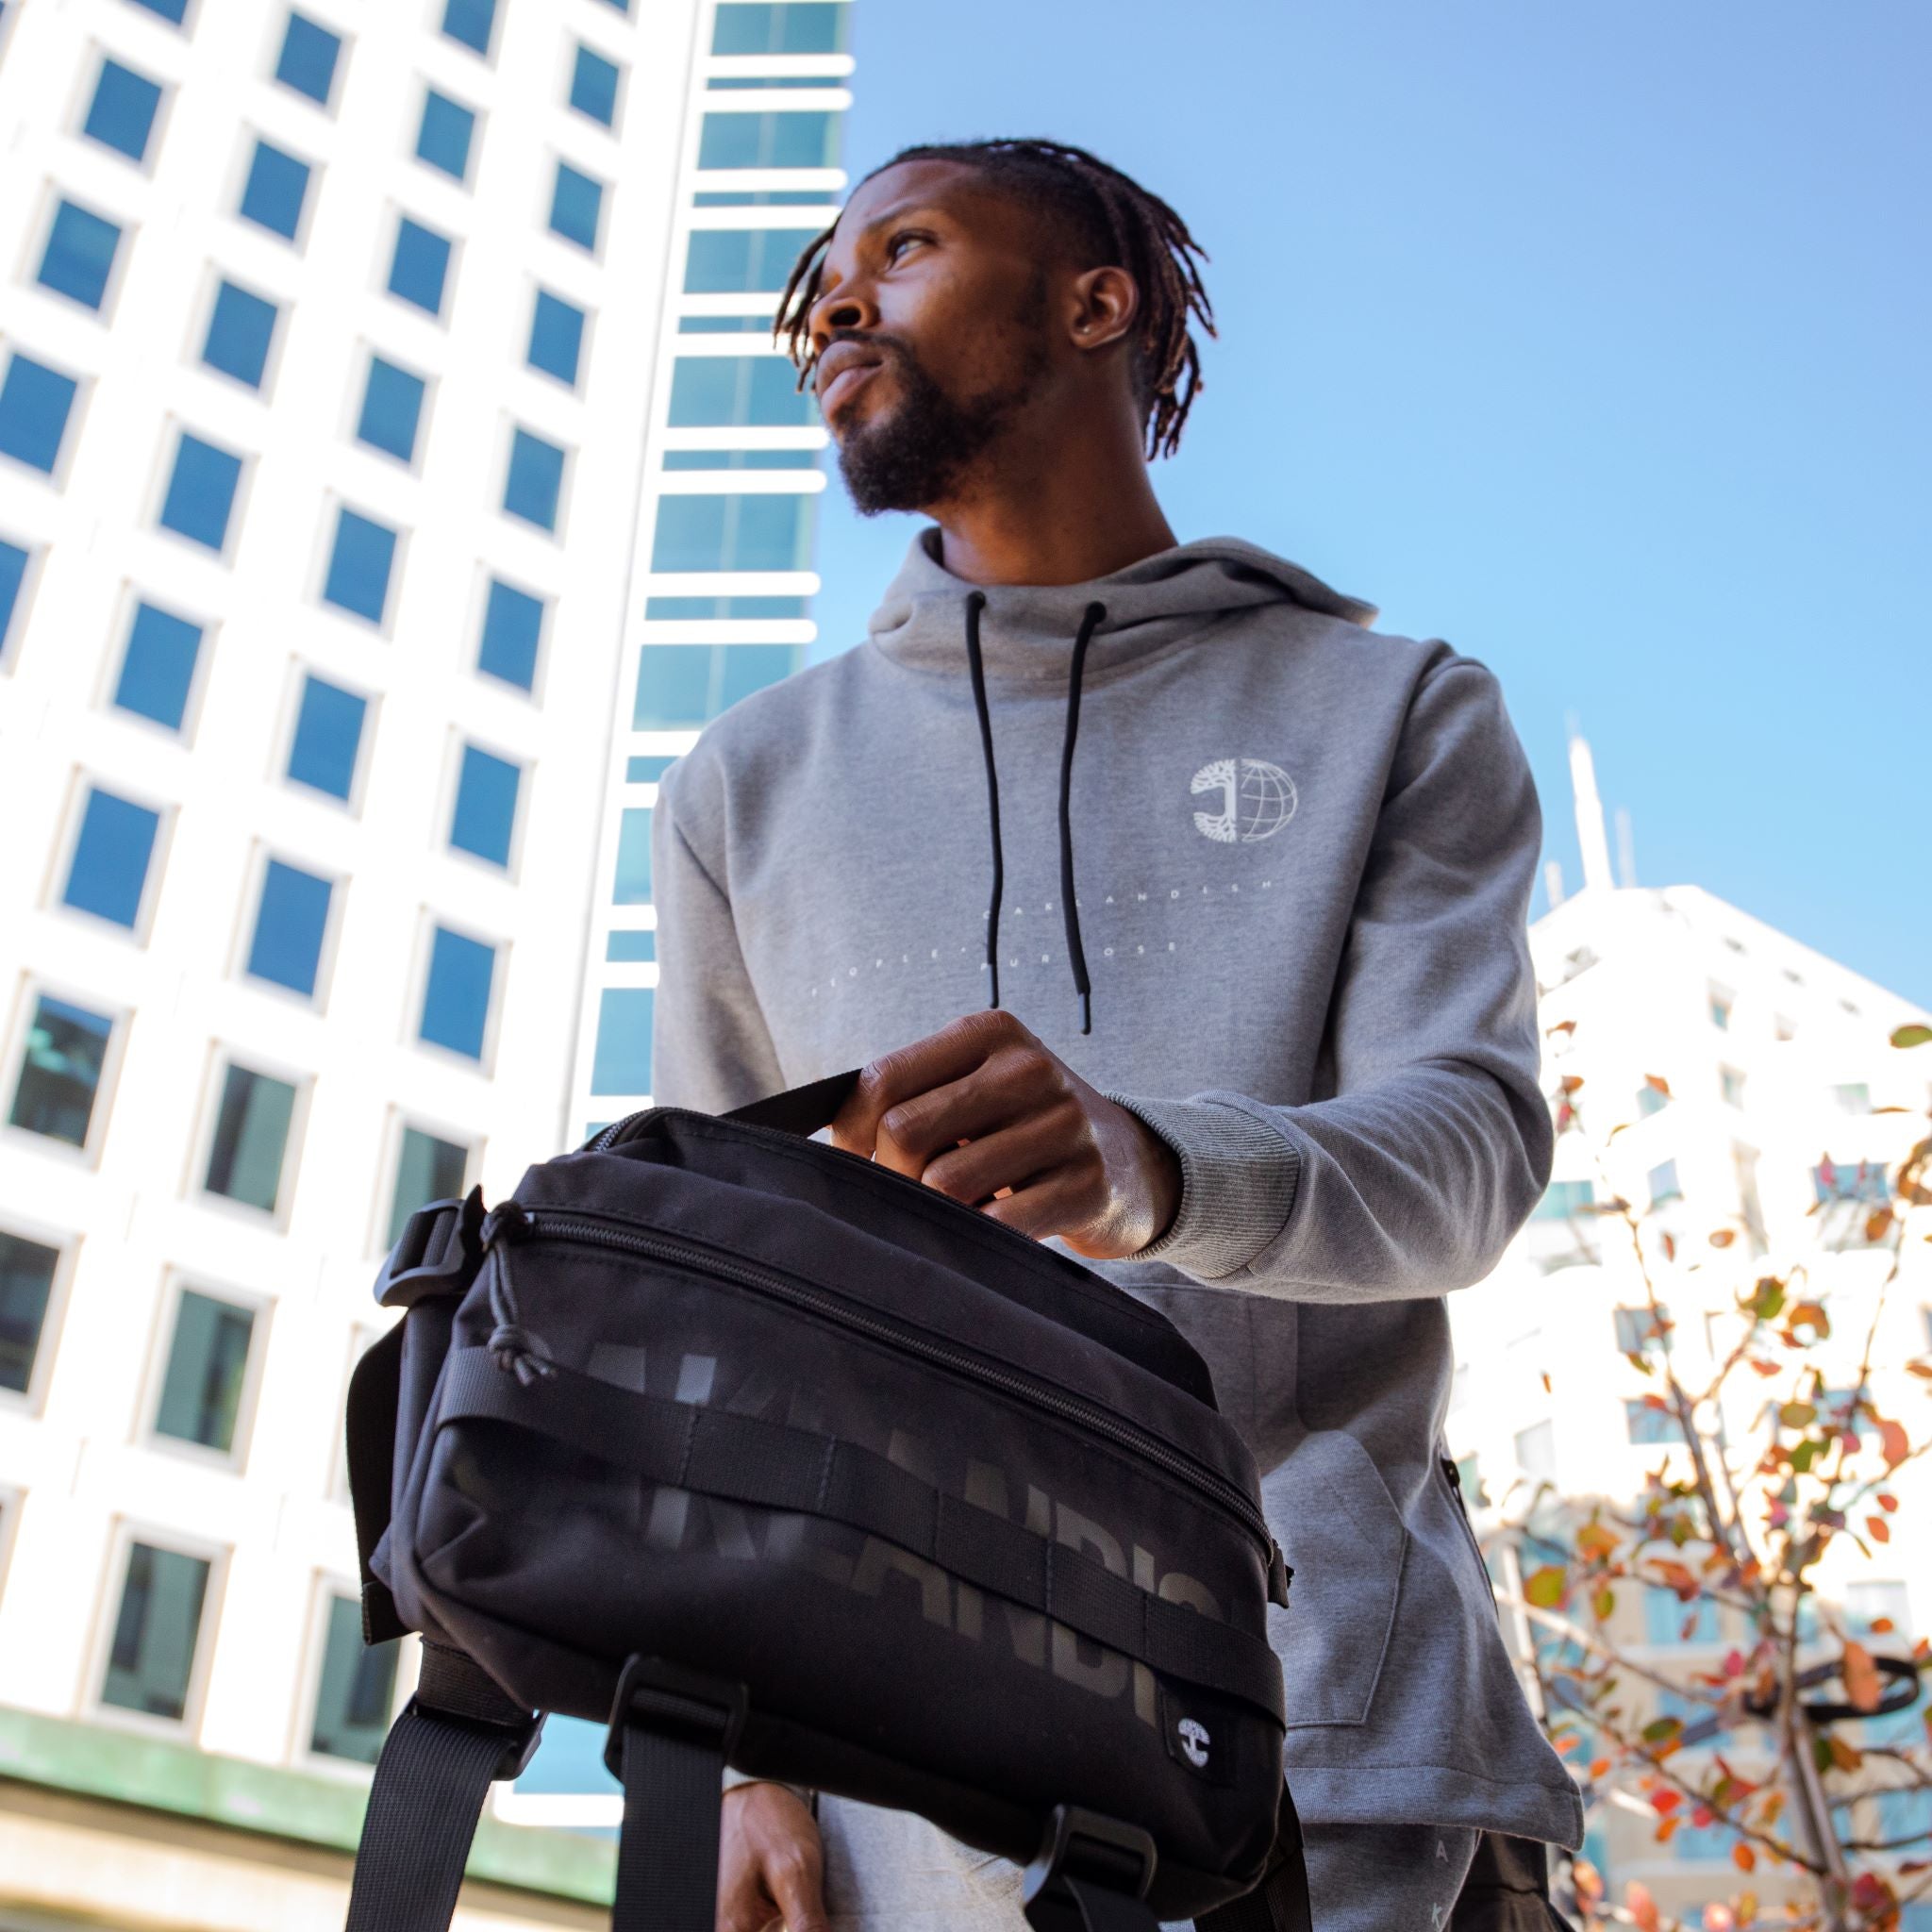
[1267,1540,1292,1609]
[481,1198,530,1247]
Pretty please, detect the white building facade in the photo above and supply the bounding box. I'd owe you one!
[0,0,849,1922]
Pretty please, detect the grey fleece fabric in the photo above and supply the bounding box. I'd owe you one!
[650,527,1585,1907]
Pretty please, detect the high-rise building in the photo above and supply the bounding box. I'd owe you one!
[0,0,851,1921]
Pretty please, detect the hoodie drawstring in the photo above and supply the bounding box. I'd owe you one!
[962,592,1108,1038]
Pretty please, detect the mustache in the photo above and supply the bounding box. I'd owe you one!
[813,329,913,391]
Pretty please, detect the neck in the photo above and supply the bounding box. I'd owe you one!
[925,413,1176,588]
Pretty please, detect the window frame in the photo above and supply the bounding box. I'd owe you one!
[375,1111,477,1257]
[351,347,433,469]
[295,1569,408,1772]
[3,981,128,1166]
[76,47,171,172]
[472,569,549,699]
[33,190,131,320]
[383,210,457,322]
[234,843,343,1007]
[270,8,347,113]
[100,583,215,741]
[0,1211,79,1416]
[190,1044,312,1229]
[414,84,480,187]
[153,420,249,559]
[233,127,318,249]
[411,913,505,1072]
[0,341,89,484]
[443,732,525,877]
[280,658,375,811]
[500,419,571,537]
[139,1271,273,1470]
[50,770,172,942]
[315,497,404,632]
[194,270,286,397]
[88,1520,228,1738]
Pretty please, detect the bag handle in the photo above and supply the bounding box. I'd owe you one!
[719,1066,861,1138]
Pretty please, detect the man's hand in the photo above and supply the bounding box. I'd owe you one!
[827,1008,1182,1259]
[719,1784,827,1932]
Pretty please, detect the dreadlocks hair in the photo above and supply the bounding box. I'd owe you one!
[773,138,1216,461]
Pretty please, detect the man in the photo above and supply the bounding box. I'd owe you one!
[649,139,1581,1932]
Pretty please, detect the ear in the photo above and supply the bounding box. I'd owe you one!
[1066,264,1140,355]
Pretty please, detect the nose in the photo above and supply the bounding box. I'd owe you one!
[808,279,877,355]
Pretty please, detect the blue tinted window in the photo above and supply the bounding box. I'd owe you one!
[8,994,114,1146]
[503,428,564,531]
[711,3,848,54]
[650,492,811,573]
[613,808,652,903]
[684,227,818,293]
[388,217,451,316]
[440,0,496,56]
[356,358,425,463]
[310,1593,399,1763]
[527,290,584,385]
[321,508,396,625]
[570,45,620,126]
[449,745,520,867]
[0,1228,60,1395]
[38,201,122,310]
[662,446,815,466]
[697,111,840,171]
[1,541,28,654]
[591,989,653,1095]
[417,90,475,181]
[275,12,341,106]
[63,787,160,929]
[239,140,311,241]
[477,579,541,691]
[201,281,278,388]
[113,603,203,730]
[718,641,797,709]
[126,0,190,21]
[204,1063,296,1212]
[668,357,815,428]
[286,673,366,799]
[626,755,675,783]
[548,163,604,252]
[633,646,713,727]
[645,594,806,617]
[420,927,495,1060]
[84,58,163,164]
[246,858,332,995]
[607,930,655,963]
[0,355,79,475]
[159,433,242,551]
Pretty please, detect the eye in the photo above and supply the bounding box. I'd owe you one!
[885,230,929,263]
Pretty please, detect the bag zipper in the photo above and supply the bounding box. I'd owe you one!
[497,1203,1288,1602]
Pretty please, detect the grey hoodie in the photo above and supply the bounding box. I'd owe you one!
[649,528,1584,1907]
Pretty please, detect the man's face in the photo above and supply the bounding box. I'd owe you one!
[807,160,1056,515]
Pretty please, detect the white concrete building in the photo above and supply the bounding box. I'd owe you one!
[1448,740,1932,1927]
[0,0,850,1921]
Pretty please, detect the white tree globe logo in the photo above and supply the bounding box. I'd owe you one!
[1190,758,1298,843]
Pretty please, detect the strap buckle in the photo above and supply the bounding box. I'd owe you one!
[1022,1804,1158,1928]
[602,1655,749,1779]
[375,1185,487,1308]
[394,1692,545,1781]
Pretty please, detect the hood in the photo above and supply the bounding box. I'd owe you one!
[860,527,1377,1041]
[867,525,1376,685]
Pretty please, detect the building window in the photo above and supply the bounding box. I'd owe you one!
[1719,1065,1746,1108]
[613,808,652,903]
[0,1228,61,1396]
[126,0,190,22]
[1647,1158,1682,1206]
[61,786,160,931]
[626,755,676,784]
[548,161,605,252]
[387,1126,470,1248]
[684,227,819,293]
[416,89,475,182]
[388,216,453,316]
[1643,1585,1720,1644]
[38,200,123,311]
[1612,1305,1671,1355]
[8,994,114,1148]
[239,138,312,242]
[286,673,367,800]
[204,1062,298,1213]
[355,357,426,463]
[159,431,243,551]
[711,2,850,55]
[503,427,565,531]
[1527,1177,1594,1222]
[201,280,280,388]
[440,0,497,58]
[449,745,520,868]
[669,356,817,429]
[321,506,397,625]
[309,1591,399,1761]
[607,930,655,963]
[245,858,334,997]
[420,926,496,1062]
[84,58,164,164]
[1625,1398,1679,1447]
[100,1540,213,1723]
[0,352,80,475]
[0,539,27,658]
[697,110,841,172]
[1813,1158,1889,1207]
[1832,1082,1871,1115]
[591,987,653,1095]
[650,493,813,574]
[112,602,204,731]
[633,641,799,727]
[570,44,621,126]
[1708,985,1733,1031]
[527,289,585,386]
[153,1289,257,1455]
[275,11,341,107]
[1635,1081,1668,1119]
[476,578,543,691]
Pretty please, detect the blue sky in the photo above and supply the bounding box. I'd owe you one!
[805,0,1930,1005]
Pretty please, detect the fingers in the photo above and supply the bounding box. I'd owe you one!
[917,1101,1093,1210]
[763,1837,830,1932]
[829,1009,1038,1165]
[717,1785,827,1932]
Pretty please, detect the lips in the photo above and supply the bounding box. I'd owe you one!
[816,344,883,423]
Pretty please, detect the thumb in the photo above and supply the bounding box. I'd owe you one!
[764,1850,830,1932]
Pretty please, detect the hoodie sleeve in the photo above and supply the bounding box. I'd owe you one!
[1101,656,1553,1303]
[648,759,790,1113]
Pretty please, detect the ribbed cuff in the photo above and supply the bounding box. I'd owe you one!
[1102,1091,1303,1280]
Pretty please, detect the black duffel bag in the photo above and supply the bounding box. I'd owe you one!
[344,1070,1309,1932]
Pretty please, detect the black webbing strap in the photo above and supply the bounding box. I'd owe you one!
[720,1066,861,1137]
[1022,1807,1160,1932]
[344,1645,541,1932]
[439,1347,1286,1724]
[1193,1783,1312,1932]
[604,1658,746,1932]
[345,1322,407,1644]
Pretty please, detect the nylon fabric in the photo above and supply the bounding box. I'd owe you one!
[613,1720,726,1932]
